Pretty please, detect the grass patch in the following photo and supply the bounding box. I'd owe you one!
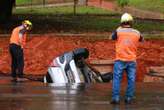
[2,6,163,35]
[16,0,41,5]
[105,0,164,13]
[14,6,116,15]
[144,34,164,39]
[10,14,164,34]
[129,0,164,13]
[16,0,74,6]
[134,19,164,32]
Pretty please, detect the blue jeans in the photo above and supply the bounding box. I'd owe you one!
[112,60,136,101]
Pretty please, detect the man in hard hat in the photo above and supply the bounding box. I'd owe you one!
[110,13,144,104]
[9,20,32,81]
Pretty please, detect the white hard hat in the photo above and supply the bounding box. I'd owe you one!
[121,13,133,23]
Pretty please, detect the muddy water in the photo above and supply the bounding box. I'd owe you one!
[0,77,164,110]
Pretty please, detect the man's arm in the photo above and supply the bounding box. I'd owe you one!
[19,29,27,48]
[139,34,144,42]
[18,32,23,45]
[111,31,117,40]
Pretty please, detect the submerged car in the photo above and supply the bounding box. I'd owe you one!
[43,48,112,83]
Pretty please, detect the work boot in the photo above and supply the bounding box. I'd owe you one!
[110,100,120,105]
[11,77,17,82]
[124,98,135,104]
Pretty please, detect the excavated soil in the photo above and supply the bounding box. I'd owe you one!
[0,34,164,82]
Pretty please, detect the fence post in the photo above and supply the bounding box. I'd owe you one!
[86,0,88,6]
[73,0,78,15]
[30,0,32,11]
[43,0,46,7]
[99,0,102,6]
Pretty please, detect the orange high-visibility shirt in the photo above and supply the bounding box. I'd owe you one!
[10,26,27,48]
[115,27,141,61]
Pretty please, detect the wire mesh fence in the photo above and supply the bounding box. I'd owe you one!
[16,0,85,6]
[14,0,112,15]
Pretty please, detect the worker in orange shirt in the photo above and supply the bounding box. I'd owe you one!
[110,13,144,104]
[9,20,32,81]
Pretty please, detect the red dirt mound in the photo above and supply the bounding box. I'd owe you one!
[0,35,164,82]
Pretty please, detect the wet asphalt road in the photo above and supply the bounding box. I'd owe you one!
[0,77,164,110]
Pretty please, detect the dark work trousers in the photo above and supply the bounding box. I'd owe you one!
[9,44,24,78]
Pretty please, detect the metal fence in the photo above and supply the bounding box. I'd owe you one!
[16,0,86,6]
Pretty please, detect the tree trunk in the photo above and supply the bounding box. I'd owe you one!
[0,0,15,22]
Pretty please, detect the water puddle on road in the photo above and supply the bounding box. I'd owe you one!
[0,77,164,110]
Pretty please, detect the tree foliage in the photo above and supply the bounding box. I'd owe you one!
[117,0,129,8]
